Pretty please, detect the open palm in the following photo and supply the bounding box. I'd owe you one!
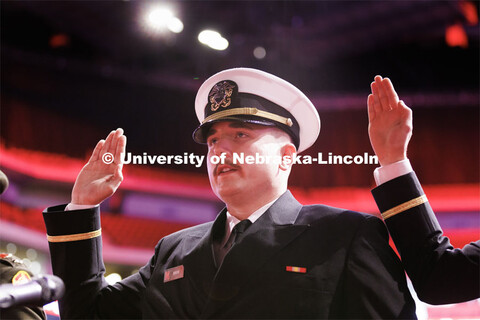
[71,128,126,205]
[368,76,412,166]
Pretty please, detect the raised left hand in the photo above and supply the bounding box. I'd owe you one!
[368,75,412,166]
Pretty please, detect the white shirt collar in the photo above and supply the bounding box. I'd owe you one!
[223,197,279,244]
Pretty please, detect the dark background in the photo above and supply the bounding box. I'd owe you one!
[1,0,479,188]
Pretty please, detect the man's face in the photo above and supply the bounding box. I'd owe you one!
[206,121,290,202]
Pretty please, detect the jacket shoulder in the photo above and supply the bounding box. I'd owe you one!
[153,221,213,249]
[297,204,386,240]
[299,204,379,224]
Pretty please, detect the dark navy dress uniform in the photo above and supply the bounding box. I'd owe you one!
[372,172,480,305]
[42,68,418,319]
[43,190,416,319]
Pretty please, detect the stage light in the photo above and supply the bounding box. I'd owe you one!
[147,7,173,30]
[208,37,228,51]
[198,30,221,45]
[253,46,266,59]
[459,1,478,26]
[446,23,468,48]
[198,30,229,51]
[167,17,184,33]
[144,5,183,34]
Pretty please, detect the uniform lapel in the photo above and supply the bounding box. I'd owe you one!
[201,190,309,317]
[181,211,227,298]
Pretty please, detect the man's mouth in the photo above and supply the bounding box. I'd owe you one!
[215,164,239,176]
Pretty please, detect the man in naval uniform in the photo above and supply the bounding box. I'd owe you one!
[43,68,417,319]
[368,77,480,305]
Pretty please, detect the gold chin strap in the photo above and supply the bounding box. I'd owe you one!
[381,195,428,220]
[47,229,101,243]
[202,107,293,127]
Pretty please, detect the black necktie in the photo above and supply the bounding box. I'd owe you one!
[215,219,252,268]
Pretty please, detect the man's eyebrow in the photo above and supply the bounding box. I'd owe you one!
[206,122,256,140]
[205,128,217,140]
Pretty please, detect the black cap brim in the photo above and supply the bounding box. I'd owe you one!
[192,116,276,144]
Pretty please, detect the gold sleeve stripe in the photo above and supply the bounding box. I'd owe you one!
[47,229,101,243]
[202,107,293,127]
[381,195,428,220]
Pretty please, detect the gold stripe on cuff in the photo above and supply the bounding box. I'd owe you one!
[203,107,293,127]
[47,229,101,243]
[382,195,428,220]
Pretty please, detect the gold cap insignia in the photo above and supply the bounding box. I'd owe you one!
[209,81,236,111]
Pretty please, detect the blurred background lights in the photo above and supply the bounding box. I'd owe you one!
[167,16,184,33]
[30,261,42,275]
[26,248,37,260]
[459,1,478,25]
[253,46,266,59]
[105,272,123,285]
[22,258,32,268]
[198,30,229,51]
[446,23,468,48]
[145,6,183,34]
[147,7,172,28]
[198,30,220,45]
[6,243,17,254]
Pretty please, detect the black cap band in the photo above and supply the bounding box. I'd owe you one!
[193,92,300,148]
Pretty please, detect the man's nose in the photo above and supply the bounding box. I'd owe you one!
[212,138,233,157]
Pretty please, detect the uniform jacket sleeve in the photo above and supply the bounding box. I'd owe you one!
[337,214,416,319]
[371,172,480,304]
[43,205,154,319]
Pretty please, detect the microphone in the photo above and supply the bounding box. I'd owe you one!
[0,274,65,309]
[0,170,8,195]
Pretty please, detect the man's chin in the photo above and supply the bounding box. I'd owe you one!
[212,185,243,202]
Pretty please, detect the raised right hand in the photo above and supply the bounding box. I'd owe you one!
[71,128,126,205]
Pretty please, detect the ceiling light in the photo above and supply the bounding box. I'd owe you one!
[198,30,229,51]
[146,7,173,30]
[198,30,221,45]
[167,17,184,33]
[144,5,183,34]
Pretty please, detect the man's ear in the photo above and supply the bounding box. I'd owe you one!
[279,143,296,171]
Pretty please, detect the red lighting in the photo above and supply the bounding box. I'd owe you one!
[49,33,70,48]
[445,24,468,48]
[459,1,479,25]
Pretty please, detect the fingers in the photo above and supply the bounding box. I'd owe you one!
[101,128,124,161]
[370,81,383,114]
[115,128,124,137]
[399,100,413,123]
[113,166,124,185]
[382,78,399,109]
[375,75,390,110]
[370,75,401,112]
[114,135,127,165]
[101,130,116,157]
[89,139,105,162]
[367,94,376,122]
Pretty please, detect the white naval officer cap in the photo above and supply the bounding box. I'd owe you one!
[192,68,320,153]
